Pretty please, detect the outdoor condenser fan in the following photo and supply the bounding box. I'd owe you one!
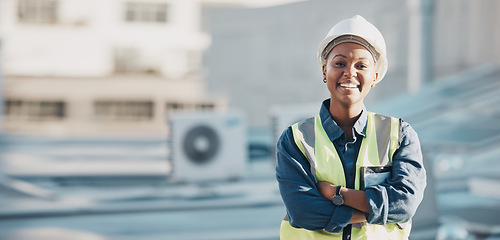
[182,125,220,165]
[168,110,247,183]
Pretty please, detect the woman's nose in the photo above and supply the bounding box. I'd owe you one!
[343,66,357,77]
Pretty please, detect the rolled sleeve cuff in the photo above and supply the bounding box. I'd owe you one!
[364,187,389,224]
[324,206,353,233]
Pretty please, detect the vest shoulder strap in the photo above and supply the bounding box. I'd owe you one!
[367,112,403,159]
[290,116,315,157]
[291,113,402,164]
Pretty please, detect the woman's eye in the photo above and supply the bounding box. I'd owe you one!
[334,62,345,67]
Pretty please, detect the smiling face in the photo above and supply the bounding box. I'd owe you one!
[322,42,379,110]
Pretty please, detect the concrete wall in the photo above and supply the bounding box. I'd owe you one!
[433,0,500,78]
[205,0,410,127]
[205,0,500,127]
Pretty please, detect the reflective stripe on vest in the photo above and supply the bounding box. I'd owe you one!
[280,112,410,240]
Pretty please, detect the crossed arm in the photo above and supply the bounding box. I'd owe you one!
[277,122,426,231]
[317,182,369,224]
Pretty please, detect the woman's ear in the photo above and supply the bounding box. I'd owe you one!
[372,72,379,88]
[322,65,326,79]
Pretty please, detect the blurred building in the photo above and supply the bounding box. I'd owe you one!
[0,0,301,137]
[205,0,500,127]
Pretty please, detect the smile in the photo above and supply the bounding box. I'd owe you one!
[338,83,359,89]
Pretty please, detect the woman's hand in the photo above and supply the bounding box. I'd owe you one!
[317,181,370,214]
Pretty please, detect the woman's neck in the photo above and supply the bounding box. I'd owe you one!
[329,100,363,141]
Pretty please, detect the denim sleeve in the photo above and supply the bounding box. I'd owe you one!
[276,127,353,233]
[364,121,427,224]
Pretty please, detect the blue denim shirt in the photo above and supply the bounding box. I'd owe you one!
[276,99,426,233]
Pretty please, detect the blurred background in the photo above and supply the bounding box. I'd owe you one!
[0,0,500,239]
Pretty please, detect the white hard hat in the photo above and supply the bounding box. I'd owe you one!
[318,15,388,83]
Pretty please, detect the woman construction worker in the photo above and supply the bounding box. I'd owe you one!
[276,15,427,240]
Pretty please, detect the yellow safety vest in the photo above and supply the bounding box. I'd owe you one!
[280,112,411,240]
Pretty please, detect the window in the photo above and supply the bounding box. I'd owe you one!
[17,0,58,24]
[4,100,65,120]
[196,102,215,110]
[113,47,159,74]
[125,2,168,23]
[166,101,216,113]
[95,101,154,121]
[166,102,185,111]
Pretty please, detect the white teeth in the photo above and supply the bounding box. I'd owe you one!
[340,83,358,88]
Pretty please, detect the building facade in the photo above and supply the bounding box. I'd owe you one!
[0,0,301,136]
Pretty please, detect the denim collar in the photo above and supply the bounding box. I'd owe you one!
[319,99,367,142]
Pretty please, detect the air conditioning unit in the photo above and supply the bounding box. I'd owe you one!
[168,110,247,183]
